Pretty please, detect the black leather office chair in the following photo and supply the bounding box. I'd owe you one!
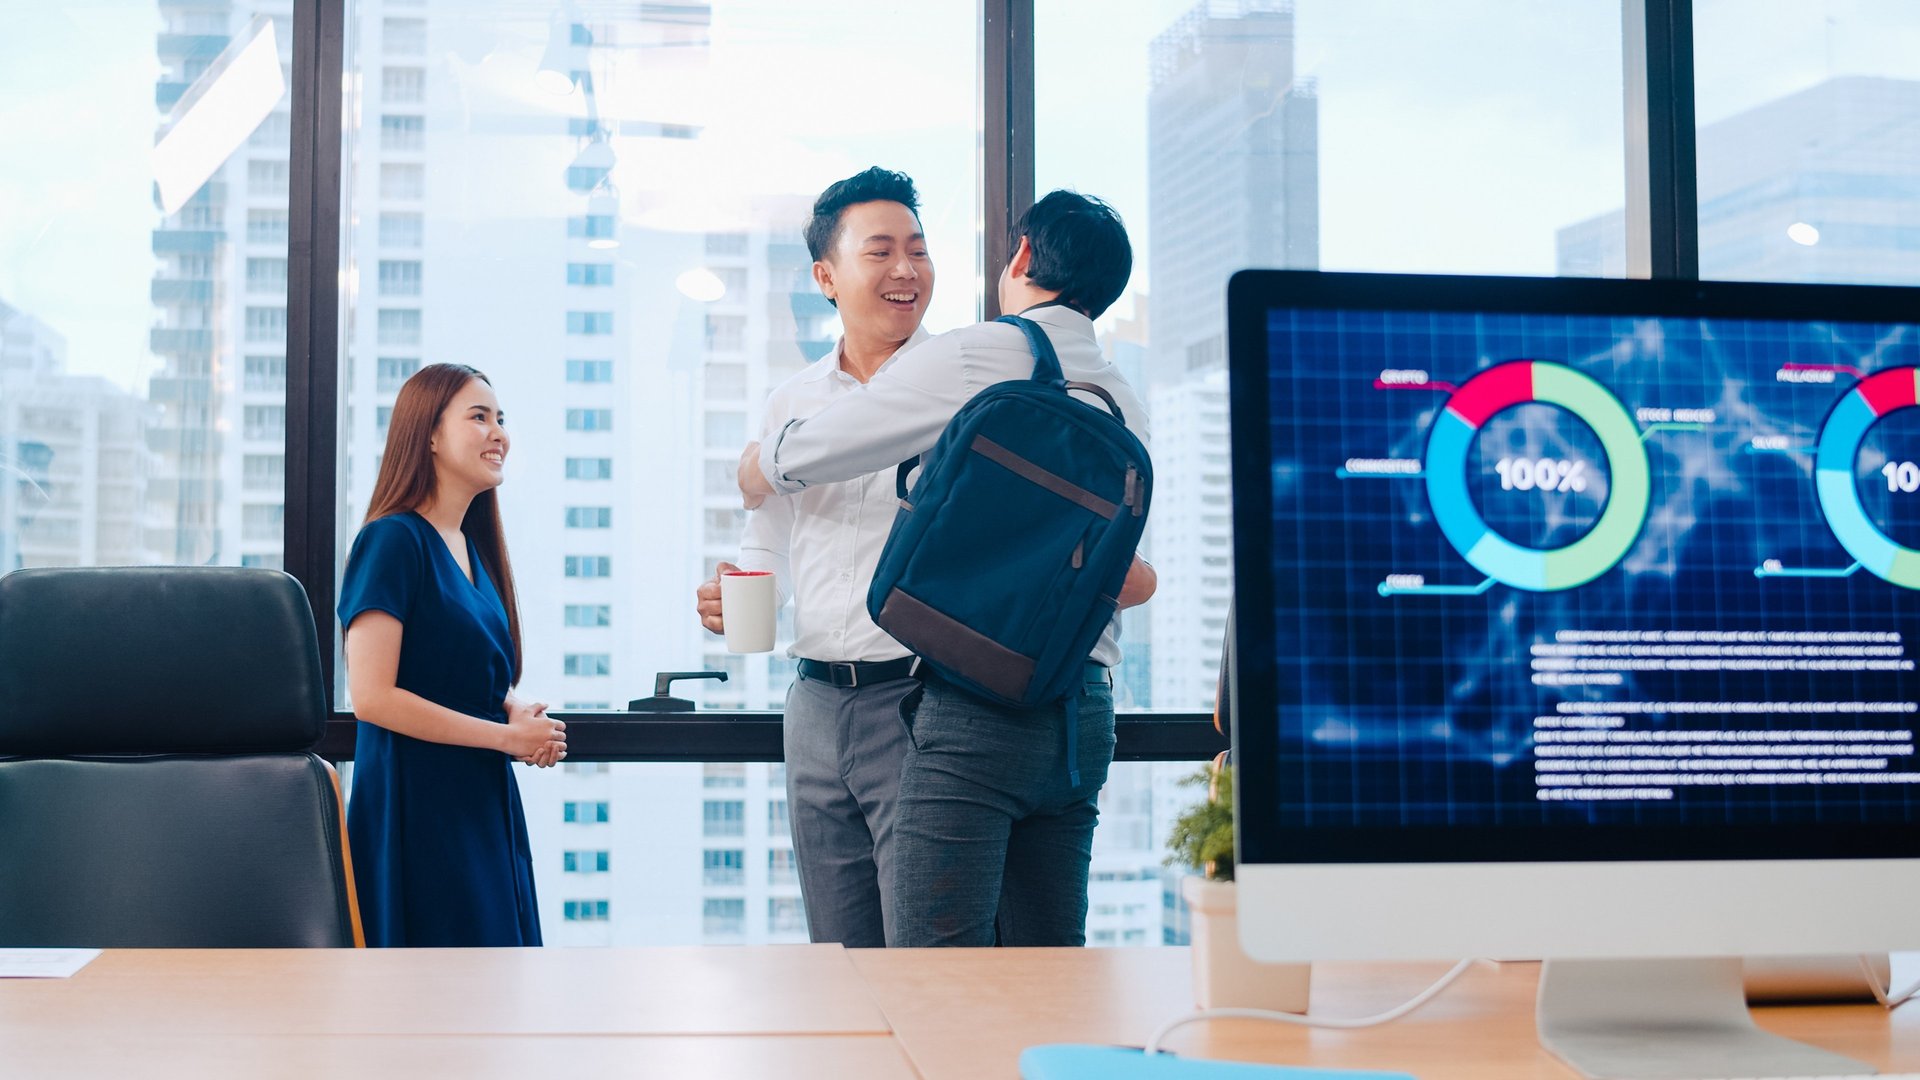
[0,567,363,947]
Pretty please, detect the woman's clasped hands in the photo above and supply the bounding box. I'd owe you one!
[505,696,567,767]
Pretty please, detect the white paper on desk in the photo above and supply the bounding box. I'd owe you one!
[0,949,100,978]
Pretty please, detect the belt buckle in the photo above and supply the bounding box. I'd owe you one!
[830,661,858,688]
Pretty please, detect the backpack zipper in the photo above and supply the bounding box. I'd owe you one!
[1123,466,1142,517]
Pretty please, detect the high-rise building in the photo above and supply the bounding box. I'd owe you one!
[1138,1,1318,943]
[1145,370,1232,714]
[0,298,64,378]
[1557,76,1920,281]
[1144,1,1314,718]
[0,299,159,572]
[1147,0,1317,390]
[150,4,295,571]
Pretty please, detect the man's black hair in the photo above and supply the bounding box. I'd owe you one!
[1009,190,1132,321]
[804,166,922,265]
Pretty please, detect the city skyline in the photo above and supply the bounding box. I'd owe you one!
[11,0,1920,950]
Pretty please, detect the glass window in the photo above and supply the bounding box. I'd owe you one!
[243,405,285,440]
[702,849,744,886]
[767,849,798,885]
[242,453,284,492]
[241,503,282,541]
[567,262,614,286]
[244,355,286,392]
[383,18,426,56]
[250,111,291,149]
[564,555,611,578]
[565,359,613,383]
[244,306,286,343]
[379,163,423,199]
[247,209,289,244]
[702,897,745,936]
[566,408,613,432]
[332,0,977,951]
[1692,0,1920,284]
[378,211,422,248]
[565,506,612,529]
[703,507,744,546]
[564,604,611,627]
[375,308,420,345]
[563,899,610,921]
[379,114,425,152]
[703,412,746,449]
[1037,0,1623,719]
[568,214,616,240]
[564,457,612,480]
[705,362,746,398]
[566,311,614,335]
[704,314,745,352]
[702,800,745,838]
[375,356,418,391]
[246,257,288,293]
[563,850,609,873]
[702,762,745,788]
[377,260,422,297]
[562,800,610,824]
[768,897,805,934]
[382,67,425,103]
[247,159,289,197]
[767,799,789,833]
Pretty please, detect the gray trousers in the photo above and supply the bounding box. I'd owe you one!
[782,671,918,948]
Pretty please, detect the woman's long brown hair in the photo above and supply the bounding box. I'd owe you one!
[361,363,523,683]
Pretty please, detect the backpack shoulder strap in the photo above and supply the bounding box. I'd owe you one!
[995,314,1065,386]
[994,313,1128,425]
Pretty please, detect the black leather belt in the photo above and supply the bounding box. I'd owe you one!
[797,656,923,688]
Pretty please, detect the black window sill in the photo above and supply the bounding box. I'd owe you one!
[319,711,1227,763]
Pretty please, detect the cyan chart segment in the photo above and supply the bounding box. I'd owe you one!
[1816,366,1920,589]
[1425,360,1652,591]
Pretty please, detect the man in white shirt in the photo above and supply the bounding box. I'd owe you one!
[694,167,931,948]
[737,191,1155,947]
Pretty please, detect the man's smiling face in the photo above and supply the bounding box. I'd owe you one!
[816,199,933,344]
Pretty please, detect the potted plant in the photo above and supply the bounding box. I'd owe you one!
[1166,757,1310,1012]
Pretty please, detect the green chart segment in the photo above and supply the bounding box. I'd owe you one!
[1815,366,1920,589]
[1425,360,1652,591]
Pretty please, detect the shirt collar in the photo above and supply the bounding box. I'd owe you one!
[1017,301,1096,338]
[815,323,932,383]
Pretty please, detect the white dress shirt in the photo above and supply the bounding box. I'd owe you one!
[759,304,1150,667]
[735,327,930,664]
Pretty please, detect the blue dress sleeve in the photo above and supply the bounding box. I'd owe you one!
[338,514,426,630]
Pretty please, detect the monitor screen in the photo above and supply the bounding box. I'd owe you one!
[1229,272,1920,869]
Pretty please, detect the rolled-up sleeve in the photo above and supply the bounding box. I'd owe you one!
[762,330,977,493]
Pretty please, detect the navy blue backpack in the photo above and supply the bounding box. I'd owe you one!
[866,315,1152,782]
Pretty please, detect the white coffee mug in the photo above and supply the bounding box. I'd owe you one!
[719,570,776,653]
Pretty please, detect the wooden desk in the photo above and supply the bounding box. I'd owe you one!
[3,946,1913,1079]
[2,1035,919,1080]
[2,944,888,1037]
[852,949,1920,1080]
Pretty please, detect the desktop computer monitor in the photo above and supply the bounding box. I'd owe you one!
[1226,270,1920,1079]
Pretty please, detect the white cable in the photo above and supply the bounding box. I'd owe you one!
[1143,958,1486,1056]
[1861,954,1920,1010]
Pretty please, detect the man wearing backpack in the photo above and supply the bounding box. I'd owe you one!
[738,190,1155,947]
[695,167,934,948]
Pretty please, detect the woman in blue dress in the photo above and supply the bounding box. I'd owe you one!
[337,363,566,947]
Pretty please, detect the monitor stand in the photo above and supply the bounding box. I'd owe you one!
[1536,958,1874,1079]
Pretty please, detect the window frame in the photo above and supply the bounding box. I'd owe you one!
[285,0,1695,765]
